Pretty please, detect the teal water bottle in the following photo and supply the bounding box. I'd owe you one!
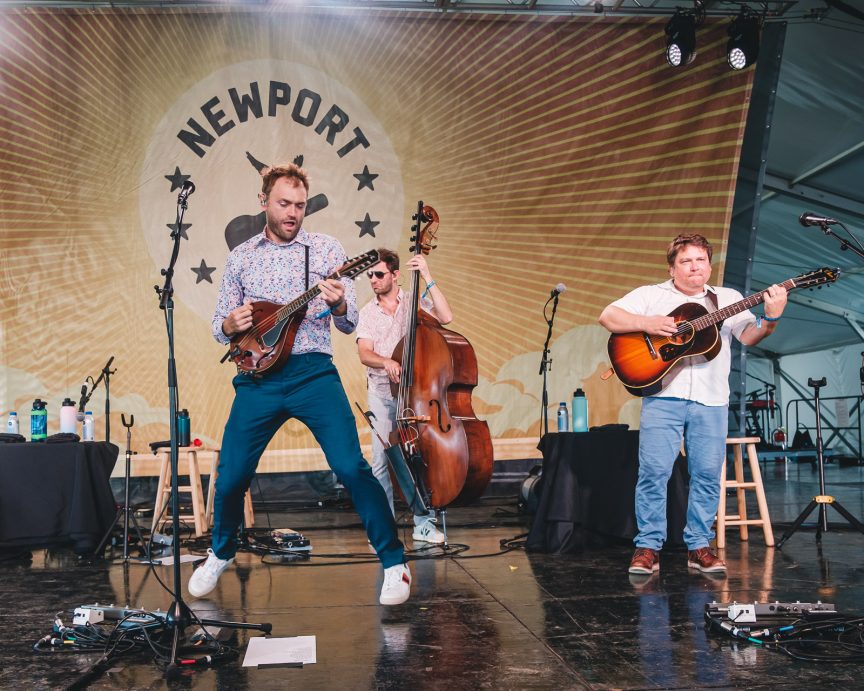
[30,399,48,441]
[571,389,589,432]
[177,409,191,447]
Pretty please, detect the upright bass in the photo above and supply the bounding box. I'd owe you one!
[389,203,494,508]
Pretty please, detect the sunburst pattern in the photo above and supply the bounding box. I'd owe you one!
[0,7,753,453]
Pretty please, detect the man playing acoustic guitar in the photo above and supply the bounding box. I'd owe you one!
[188,163,411,606]
[599,234,787,577]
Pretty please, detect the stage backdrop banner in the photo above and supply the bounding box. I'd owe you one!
[0,7,754,462]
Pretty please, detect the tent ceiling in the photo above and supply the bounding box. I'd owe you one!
[3,0,862,356]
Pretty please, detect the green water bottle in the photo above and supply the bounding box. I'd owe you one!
[30,399,48,441]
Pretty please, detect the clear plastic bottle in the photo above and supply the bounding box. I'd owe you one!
[557,402,569,432]
[82,411,95,441]
[7,411,19,435]
[571,389,589,433]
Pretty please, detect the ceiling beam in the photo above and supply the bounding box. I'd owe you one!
[761,173,864,218]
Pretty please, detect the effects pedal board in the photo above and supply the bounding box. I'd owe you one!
[73,604,168,629]
[706,600,837,624]
[271,528,312,551]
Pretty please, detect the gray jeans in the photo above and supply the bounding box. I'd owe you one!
[368,391,433,525]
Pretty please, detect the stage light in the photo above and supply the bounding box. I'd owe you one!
[727,9,761,70]
[665,10,697,67]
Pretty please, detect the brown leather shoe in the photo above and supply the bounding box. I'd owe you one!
[628,548,660,574]
[687,547,727,573]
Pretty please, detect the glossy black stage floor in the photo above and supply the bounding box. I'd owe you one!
[2,459,863,690]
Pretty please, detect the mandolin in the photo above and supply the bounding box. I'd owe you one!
[607,267,839,396]
[221,249,380,376]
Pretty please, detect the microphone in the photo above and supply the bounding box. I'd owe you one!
[178,180,196,202]
[799,211,839,227]
[550,283,567,298]
[77,383,88,422]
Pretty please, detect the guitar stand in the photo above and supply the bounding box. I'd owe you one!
[777,377,864,548]
[94,414,149,560]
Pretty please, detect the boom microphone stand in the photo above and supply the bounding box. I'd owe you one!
[538,284,565,442]
[154,180,270,676]
[776,377,864,548]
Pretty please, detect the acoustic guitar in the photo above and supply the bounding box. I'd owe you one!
[221,249,380,376]
[607,267,839,396]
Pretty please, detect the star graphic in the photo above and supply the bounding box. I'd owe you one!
[167,222,192,240]
[353,165,378,191]
[191,259,217,284]
[165,166,191,192]
[356,213,380,238]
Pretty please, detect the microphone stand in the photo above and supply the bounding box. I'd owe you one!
[153,183,270,677]
[538,291,560,443]
[776,377,864,548]
[813,220,864,261]
[78,356,115,440]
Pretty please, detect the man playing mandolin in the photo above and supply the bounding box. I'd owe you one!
[188,163,412,606]
[599,234,787,577]
[356,248,453,543]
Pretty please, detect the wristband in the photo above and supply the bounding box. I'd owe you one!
[422,280,437,298]
[763,315,780,322]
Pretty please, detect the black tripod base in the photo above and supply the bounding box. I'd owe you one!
[776,495,864,548]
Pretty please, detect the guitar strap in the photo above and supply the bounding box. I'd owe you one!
[304,245,309,290]
[707,287,722,325]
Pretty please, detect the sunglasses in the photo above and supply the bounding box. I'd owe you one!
[367,270,390,279]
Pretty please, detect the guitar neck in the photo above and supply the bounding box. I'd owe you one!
[690,277,796,330]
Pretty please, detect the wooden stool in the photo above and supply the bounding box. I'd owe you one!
[716,437,774,548]
[152,447,208,537]
[204,451,254,530]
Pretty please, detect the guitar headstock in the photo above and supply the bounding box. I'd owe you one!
[792,267,841,289]
[335,249,381,280]
[410,203,439,256]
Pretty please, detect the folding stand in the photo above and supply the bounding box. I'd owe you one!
[94,414,148,559]
[777,377,864,548]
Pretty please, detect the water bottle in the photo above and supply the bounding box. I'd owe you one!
[60,398,77,434]
[82,411,95,441]
[557,402,569,432]
[177,409,191,447]
[571,388,589,433]
[30,399,48,441]
[7,412,19,435]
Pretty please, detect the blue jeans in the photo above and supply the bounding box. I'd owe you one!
[211,353,404,568]
[368,391,434,526]
[635,397,727,551]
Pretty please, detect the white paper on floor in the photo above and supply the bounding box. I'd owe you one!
[242,635,317,667]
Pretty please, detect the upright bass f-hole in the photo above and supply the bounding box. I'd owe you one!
[429,399,451,433]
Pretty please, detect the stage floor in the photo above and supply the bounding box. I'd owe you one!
[2,459,864,689]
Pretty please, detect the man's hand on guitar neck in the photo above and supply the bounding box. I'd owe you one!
[222,302,254,338]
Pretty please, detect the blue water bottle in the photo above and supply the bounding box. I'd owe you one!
[177,409,191,447]
[30,399,48,441]
[572,389,589,432]
[557,402,569,432]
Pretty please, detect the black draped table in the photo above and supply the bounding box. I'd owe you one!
[0,441,118,553]
[526,430,689,552]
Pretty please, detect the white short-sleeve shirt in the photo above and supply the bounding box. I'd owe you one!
[610,279,756,406]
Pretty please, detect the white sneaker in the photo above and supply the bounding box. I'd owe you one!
[412,517,445,544]
[188,548,234,598]
[379,563,411,605]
